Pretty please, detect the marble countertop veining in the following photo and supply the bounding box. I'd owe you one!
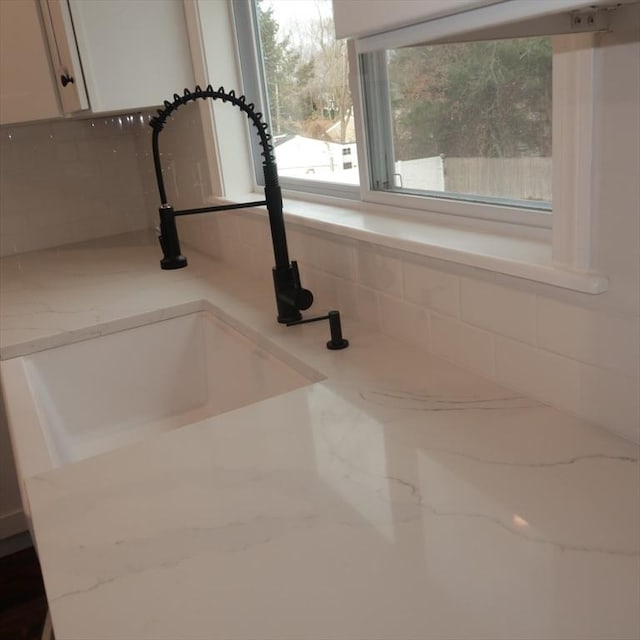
[1,233,639,640]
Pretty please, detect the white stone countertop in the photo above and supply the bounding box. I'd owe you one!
[1,233,638,640]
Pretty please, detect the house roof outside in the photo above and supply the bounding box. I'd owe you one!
[325,115,356,143]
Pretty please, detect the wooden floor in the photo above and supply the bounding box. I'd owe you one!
[0,546,48,640]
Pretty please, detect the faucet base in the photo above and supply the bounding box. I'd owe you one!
[277,310,303,324]
[160,255,188,270]
[327,338,349,350]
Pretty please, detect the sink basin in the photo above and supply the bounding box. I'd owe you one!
[1,309,322,491]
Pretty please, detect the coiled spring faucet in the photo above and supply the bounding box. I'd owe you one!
[149,86,348,349]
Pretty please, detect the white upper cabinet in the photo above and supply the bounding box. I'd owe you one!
[0,0,61,125]
[65,0,195,113]
[332,0,496,40]
[1,0,195,125]
[40,0,90,114]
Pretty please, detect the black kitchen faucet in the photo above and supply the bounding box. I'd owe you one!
[149,86,348,349]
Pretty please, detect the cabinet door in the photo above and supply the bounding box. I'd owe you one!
[68,0,195,113]
[0,381,26,540]
[40,0,90,114]
[0,0,61,125]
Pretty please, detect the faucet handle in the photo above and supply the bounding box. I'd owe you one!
[289,261,313,310]
[292,286,314,311]
[285,310,349,350]
[273,261,314,322]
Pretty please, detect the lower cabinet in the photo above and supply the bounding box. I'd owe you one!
[0,389,25,540]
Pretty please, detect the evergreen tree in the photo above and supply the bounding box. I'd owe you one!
[390,37,552,160]
[256,0,301,134]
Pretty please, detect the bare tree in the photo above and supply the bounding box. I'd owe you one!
[259,0,353,143]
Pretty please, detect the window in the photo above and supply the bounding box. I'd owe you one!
[234,0,358,195]
[361,37,552,211]
[236,0,562,226]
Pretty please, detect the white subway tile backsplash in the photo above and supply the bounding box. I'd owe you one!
[0,234,20,257]
[302,267,349,314]
[356,246,403,296]
[51,118,90,142]
[222,236,253,273]
[495,337,581,414]
[353,285,381,330]
[431,313,495,378]
[403,260,460,317]
[579,364,640,443]
[234,213,267,250]
[286,227,307,262]
[179,216,221,259]
[461,278,537,344]
[216,211,240,241]
[0,116,153,257]
[247,244,274,281]
[378,293,429,351]
[199,212,239,264]
[331,277,361,322]
[75,140,95,162]
[537,297,640,378]
[54,140,79,164]
[0,212,25,237]
[305,233,356,279]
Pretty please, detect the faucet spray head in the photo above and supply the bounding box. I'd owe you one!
[158,204,187,270]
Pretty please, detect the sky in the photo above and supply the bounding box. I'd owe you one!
[261,0,333,44]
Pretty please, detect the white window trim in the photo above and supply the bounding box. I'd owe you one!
[551,32,597,271]
[185,0,609,295]
[351,33,601,272]
[350,30,605,281]
[206,190,608,294]
[351,0,612,51]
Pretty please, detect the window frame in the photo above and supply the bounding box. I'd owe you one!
[354,41,554,230]
[232,1,588,232]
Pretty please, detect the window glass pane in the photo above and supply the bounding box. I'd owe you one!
[371,37,552,207]
[256,0,358,185]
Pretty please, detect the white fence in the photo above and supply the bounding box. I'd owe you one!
[396,156,552,202]
[275,137,552,201]
[445,157,552,202]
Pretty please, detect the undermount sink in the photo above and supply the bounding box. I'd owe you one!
[1,308,323,489]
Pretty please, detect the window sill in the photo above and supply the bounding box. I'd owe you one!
[215,192,609,295]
